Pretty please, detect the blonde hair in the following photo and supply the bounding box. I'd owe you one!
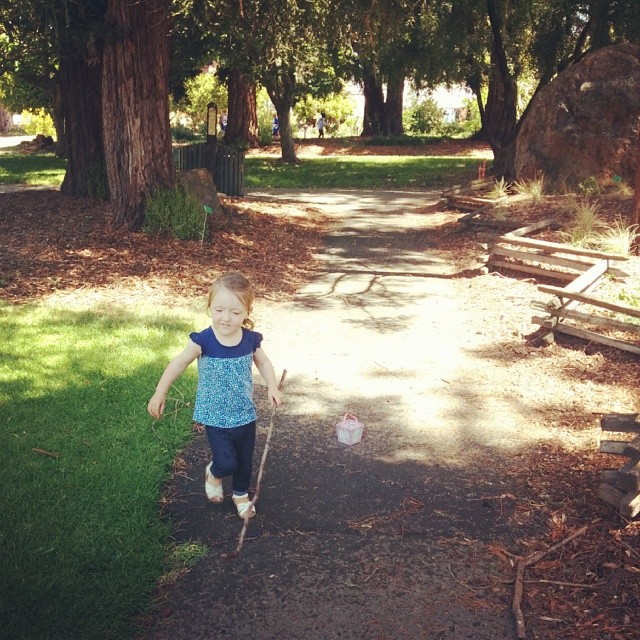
[207,272,255,329]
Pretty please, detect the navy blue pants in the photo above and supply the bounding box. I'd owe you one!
[205,421,256,495]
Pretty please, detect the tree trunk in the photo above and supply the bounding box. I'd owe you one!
[482,0,519,179]
[224,69,259,147]
[50,83,69,160]
[632,121,640,233]
[59,51,103,196]
[362,71,385,136]
[0,103,11,132]
[102,0,175,230]
[385,70,404,135]
[264,69,298,164]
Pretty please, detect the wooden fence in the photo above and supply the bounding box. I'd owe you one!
[598,413,640,518]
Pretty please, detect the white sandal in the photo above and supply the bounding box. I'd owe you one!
[232,494,256,519]
[205,463,224,503]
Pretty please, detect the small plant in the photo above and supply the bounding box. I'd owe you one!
[144,186,207,240]
[488,177,509,198]
[576,175,600,195]
[593,221,640,256]
[513,175,545,203]
[560,198,607,246]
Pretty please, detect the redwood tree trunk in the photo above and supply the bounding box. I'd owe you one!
[102,0,174,230]
[59,51,104,196]
[224,69,259,147]
[361,71,385,136]
[385,70,404,136]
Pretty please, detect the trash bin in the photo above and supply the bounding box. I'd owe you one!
[214,146,245,196]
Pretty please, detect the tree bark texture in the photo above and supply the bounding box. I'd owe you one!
[59,48,104,197]
[483,0,519,179]
[224,69,259,147]
[102,0,174,230]
[632,120,640,230]
[385,70,405,135]
[0,103,11,132]
[362,71,385,136]
[265,69,298,163]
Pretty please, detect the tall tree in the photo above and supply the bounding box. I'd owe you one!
[58,0,107,197]
[102,0,174,229]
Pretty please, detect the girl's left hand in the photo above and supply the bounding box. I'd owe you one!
[269,388,284,407]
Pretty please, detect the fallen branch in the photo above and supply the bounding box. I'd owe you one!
[512,525,589,639]
[223,369,287,559]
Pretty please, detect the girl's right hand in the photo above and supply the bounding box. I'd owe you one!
[147,394,166,420]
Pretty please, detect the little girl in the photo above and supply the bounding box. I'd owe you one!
[148,272,283,519]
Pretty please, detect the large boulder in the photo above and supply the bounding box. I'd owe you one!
[515,43,640,188]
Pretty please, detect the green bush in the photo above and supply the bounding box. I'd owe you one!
[171,124,199,141]
[405,98,444,135]
[20,108,55,137]
[144,186,207,240]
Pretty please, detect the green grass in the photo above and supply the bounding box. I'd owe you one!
[0,300,198,640]
[0,151,66,186]
[245,155,484,189]
[0,145,486,191]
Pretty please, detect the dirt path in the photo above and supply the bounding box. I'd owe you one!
[140,190,639,640]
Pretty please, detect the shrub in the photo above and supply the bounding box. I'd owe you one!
[20,108,55,137]
[144,186,207,241]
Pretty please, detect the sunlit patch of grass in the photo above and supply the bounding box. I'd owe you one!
[0,152,66,186]
[245,155,484,189]
[1,300,197,640]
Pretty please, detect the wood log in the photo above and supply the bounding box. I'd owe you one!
[550,322,640,356]
[538,285,640,319]
[601,413,640,432]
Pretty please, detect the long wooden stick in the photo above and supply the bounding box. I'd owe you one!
[512,525,588,638]
[223,369,287,559]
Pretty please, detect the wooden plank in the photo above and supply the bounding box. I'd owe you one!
[620,491,640,518]
[509,217,559,237]
[562,260,609,293]
[601,413,640,432]
[551,323,640,356]
[600,440,631,455]
[538,285,640,319]
[500,235,629,261]
[598,482,624,509]
[491,246,590,272]
[623,436,640,459]
[489,259,575,281]
[598,482,640,517]
[553,307,640,336]
[617,458,640,492]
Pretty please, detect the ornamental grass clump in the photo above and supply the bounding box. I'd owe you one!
[144,186,206,240]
